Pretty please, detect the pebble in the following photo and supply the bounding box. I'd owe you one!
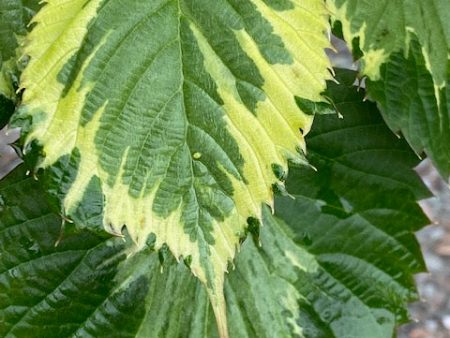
[442,316,450,330]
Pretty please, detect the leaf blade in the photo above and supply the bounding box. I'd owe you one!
[328,0,450,179]
[2,71,429,337]
[12,0,333,330]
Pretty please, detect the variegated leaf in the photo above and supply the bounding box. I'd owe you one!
[12,0,332,335]
[327,0,450,179]
[328,0,449,85]
[0,71,429,337]
[0,0,40,127]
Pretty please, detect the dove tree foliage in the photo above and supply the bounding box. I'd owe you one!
[0,0,447,337]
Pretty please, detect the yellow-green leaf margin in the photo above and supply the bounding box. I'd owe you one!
[327,0,450,86]
[13,1,332,336]
[327,0,450,180]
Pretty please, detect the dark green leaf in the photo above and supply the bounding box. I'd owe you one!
[0,95,15,129]
[368,38,450,180]
[0,0,41,101]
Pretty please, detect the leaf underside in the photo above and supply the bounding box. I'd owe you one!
[328,0,450,180]
[1,71,429,338]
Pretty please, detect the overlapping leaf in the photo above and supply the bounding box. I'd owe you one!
[12,0,333,330]
[277,71,430,336]
[367,40,450,181]
[0,0,40,128]
[1,72,429,337]
[0,167,313,338]
[328,0,450,179]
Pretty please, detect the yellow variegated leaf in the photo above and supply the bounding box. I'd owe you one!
[13,1,332,335]
[327,0,450,180]
[328,0,450,86]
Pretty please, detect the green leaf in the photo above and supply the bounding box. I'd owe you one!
[327,0,450,180]
[0,166,152,337]
[368,39,450,180]
[0,95,15,130]
[12,0,333,328]
[0,0,41,127]
[275,70,430,336]
[0,0,40,99]
[1,71,429,337]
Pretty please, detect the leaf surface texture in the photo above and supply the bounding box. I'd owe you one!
[2,72,429,337]
[328,0,450,178]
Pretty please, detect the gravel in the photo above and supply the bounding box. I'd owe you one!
[397,161,450,338]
